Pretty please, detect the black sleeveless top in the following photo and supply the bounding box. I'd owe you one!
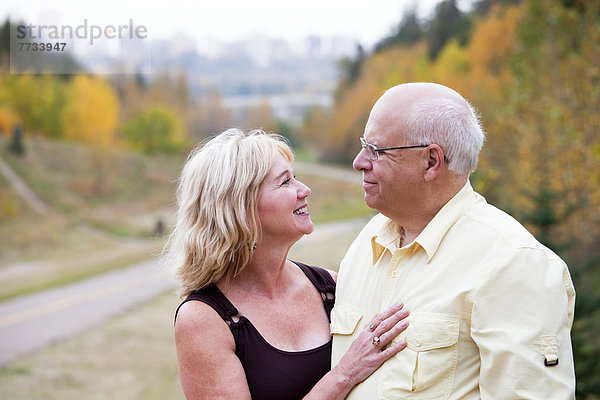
[175,261,336,400]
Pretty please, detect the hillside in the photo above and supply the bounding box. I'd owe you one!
[0,136,370,300]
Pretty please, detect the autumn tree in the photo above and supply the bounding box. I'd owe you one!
[61,75,119,148]
[121,107,187,154]
[246,100,277,133]
[61,75,119,196]
[189,90,230,140]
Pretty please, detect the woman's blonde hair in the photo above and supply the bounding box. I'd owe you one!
[164,128,293,297]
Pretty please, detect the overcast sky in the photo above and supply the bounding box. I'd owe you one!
[2,0,449,47]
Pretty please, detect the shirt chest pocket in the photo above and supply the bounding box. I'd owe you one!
[378,312,460,400]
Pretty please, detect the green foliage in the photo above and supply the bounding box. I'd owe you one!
[121,107,187,154]
[336,45,367,92]
[1,74,67,138]
[374,0,472,60]
[375,8,424,53]
[426,0,471,59]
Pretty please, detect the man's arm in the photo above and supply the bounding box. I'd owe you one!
[471,247,576,399]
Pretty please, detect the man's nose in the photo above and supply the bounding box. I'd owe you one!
[353,148,372,171]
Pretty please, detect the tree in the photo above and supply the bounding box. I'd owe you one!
[426,0,469,59]
[247,100,277,133]
[61,75,119,148]
[375,8,424,53]
[121,107,187,154]
[61,75,120,196]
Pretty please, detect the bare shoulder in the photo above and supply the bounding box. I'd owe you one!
[175,300,232,343]
[175,300,250,399]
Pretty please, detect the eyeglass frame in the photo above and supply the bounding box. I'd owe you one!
[359,136,431,161]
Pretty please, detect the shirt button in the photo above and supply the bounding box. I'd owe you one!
[391,271,398,278]
[415,339,422,347]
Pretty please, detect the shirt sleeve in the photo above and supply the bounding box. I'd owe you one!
[471,247,576,399]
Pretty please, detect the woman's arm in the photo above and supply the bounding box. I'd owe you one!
[176,299,408,400]
[175,301,251,400]
[304,302,409,400]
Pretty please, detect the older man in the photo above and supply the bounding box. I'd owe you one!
[331,83,575,399]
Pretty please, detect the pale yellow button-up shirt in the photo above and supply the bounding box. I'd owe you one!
[331,182,575,399]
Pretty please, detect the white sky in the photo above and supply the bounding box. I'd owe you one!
[2,0,446,47]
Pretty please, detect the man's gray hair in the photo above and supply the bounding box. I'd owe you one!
[406,97,485,174]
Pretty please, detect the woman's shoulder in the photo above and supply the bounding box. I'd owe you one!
[175,299,236,351]
[174,297,251,399]
[176,300,226,333]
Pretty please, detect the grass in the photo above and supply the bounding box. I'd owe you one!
[0,293,184,400]
[0,136,369,263]
[0,136,372,301]
[0,135,374,398]
[293,171,373,224]
[0,221,366,400]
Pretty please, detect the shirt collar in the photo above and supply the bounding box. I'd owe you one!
[415,181,480,262]
[369,181,480,264]
[371,219,402,265]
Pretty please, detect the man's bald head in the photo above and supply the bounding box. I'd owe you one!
[367,82,485,175]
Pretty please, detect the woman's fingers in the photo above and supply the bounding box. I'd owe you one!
[333,303,410,386]
[366,302,405,331]
[378,319,409,349]
[380,337,408,357]
[372,306,409,335]
[375,308,409,347]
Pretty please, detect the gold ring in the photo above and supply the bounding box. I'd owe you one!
[372,336,380,347]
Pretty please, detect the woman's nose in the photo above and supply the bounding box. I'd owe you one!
[297,180,311,198]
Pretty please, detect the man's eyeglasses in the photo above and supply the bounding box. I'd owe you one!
[360,137,430,161]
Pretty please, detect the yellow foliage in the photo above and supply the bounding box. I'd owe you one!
[467,4,523,81]
[0,105,19,137]
[61,75,119,148]
[432,39,470,94]
[326,44,431,158]
[302,0,600,260]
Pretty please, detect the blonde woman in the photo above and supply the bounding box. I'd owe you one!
[165,129,409,399]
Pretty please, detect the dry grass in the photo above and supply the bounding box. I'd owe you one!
[0,136,368,265]
[0,136,371,300]
[0,293,184,400]
[0,136,374,398]
[0,221,365,400]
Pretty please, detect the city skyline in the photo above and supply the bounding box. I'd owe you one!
[2,0,448,50]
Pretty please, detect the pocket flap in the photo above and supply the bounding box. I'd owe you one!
[330,303,364,336]
[403,312,460,351]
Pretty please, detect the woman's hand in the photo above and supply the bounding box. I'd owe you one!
[332,302,409,387]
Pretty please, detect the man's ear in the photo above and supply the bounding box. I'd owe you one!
[424,144,445,182]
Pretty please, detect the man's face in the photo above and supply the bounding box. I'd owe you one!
[353,100,426,220]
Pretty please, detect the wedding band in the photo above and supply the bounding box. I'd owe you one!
[372,336,380,347]
[369,323,377,331]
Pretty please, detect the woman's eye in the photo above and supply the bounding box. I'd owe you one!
[281,177,291,185]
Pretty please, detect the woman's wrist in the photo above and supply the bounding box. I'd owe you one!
[329,362,359,392]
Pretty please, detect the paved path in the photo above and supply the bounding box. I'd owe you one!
[0,218,368,367]
[0,259,175,366]
[0,158,366,366]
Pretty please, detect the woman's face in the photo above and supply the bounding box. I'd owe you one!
[257,153,313,246]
